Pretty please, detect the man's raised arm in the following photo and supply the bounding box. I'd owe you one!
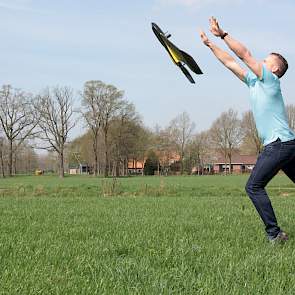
[209,17,262,79]
[199,30,247,81]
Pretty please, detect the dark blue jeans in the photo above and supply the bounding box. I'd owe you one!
[245,138,295,239]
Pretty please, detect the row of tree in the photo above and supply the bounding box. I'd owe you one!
[148,106,295,175]
[1,82,295,177]
[0,82,148,178]
[67,105,295,176]
[0,85,74,177]
[80,81,149,177]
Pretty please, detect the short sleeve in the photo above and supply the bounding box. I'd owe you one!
[243,65,277,87]
[260,64,277,85]
[243,70,257,87]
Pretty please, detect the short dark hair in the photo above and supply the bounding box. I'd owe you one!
[271,52,288,78]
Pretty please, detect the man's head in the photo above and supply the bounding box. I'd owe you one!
[263,53,288,78]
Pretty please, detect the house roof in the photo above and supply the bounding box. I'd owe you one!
[69,163,89,169]
[215,154,257,165]
[128,160,144,169]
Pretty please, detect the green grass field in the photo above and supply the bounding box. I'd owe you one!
[1,174,295,294]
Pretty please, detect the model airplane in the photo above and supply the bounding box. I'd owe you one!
[151,22,203,83]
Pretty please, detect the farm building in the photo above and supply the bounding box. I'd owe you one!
[69,164,91,175]
[213,154,257,174]
[128,160,144,175]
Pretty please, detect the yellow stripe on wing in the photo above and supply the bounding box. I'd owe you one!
[166,45,182,64]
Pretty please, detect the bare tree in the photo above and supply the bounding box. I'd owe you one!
[109,101,141,176]
[133,127,152,176]
[81,81,106,176]
[187,131,211,174]
[150,126,175,175]
[286,104,295,130]
[0,85,38,176]
[168,112,195,175]
[100,84,124,177]
[210,109,242,174]
[35,86,75,178]
[14,143,38,174]
[241,111,261,155]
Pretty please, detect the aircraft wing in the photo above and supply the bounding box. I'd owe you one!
[151,22,203,83]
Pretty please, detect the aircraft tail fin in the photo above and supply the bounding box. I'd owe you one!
[179,63,195,83]
[180,50,203,75]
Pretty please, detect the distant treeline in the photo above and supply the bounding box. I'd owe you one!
[1,83,294,178]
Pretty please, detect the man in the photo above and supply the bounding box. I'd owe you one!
[200,17,295,242]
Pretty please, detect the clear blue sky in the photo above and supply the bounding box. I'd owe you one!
[0,0,294,137]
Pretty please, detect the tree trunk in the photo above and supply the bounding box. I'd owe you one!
[8,139,13,177]
[223,151,228,175]
[0,147,4,178]
[125,158,129,176]
[92,130,98,176]
[121,160,124,177]
[180,154,184,175]
[115,160,120,177]
[104,130,109,178]
[94,153,98,176]
[93,136,98,176]
[180,141,185,175]
[157,161,160,176]
[142,153,145,176]
[229,153,232,174]
[98,162,101,176]
[108,160,112,177]
[59,150,64,178]
[13,152,17,175]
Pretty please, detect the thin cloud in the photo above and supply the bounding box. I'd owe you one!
[0,0,29,10]
[0,0,45,13]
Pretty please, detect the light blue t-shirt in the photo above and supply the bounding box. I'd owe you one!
[244,64,295,146]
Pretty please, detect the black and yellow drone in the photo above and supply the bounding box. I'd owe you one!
[151,23,203,83]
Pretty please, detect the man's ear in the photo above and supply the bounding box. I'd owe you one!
[271,65,279,75]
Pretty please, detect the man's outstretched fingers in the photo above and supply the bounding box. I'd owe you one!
[199,30,210,46]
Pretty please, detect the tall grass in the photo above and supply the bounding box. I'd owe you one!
[0,175,294,294]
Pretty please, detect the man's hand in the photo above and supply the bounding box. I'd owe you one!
[199,30,211,47]
[208,16,262,78]
[198,27,247,82]
[209,17,225,38]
